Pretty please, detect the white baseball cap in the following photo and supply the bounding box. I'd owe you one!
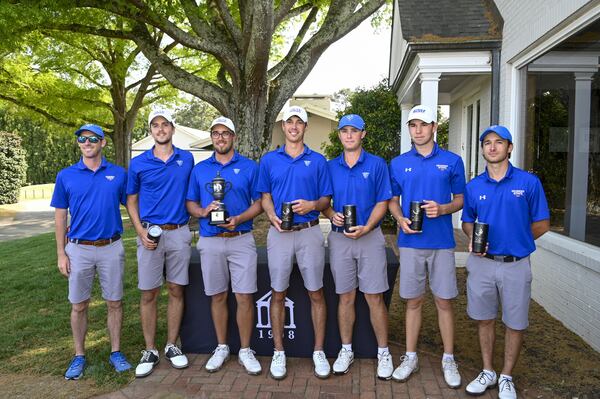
[407,105,436,123]
[283,106,308,123]
[148,109,175,125]
[209,116,236,133]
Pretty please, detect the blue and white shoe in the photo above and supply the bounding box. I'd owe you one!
[65,355,86,380]
[109,351,132,372]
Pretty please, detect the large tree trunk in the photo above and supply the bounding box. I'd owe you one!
[111,121,131,168]
[233,89,272,160]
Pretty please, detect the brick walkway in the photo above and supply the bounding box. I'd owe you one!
[94,342,524,399]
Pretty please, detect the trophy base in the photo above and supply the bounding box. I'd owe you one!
[209,210,228,226]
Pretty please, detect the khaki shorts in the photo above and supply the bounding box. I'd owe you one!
[66,239,125,304]
[137,225,192,290]
[328,227,388,294]
[266,224,325,292]
[466,254,532,330]
[197,233,258,296]
[398,247,458,299]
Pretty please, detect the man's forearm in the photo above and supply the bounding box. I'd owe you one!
[462,222,474,238]
[54,210,68,255]
[237,200,263,224]
[126,194,144,234]
[364,201,389,230]
[388,196,404,221]
[261,193,276,218]
[440,194,464,215]
[314,196,331,212]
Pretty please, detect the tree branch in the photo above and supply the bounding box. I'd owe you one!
[0,93,78,129]
[268,6,319,80]
[131,22,230,116]
[269,0,385,117]
[273,0,299,26]
[214,0,242,44]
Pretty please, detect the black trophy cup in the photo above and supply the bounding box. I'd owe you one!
[280,202,294,230]
[205,171,232,225]
[343,205,357,233]
[472,222,489,254]
[147,225,163,244]
[409,201,424,232]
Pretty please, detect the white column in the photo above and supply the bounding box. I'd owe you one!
[420,73,441,113]
[420,73,441,141]
[400,104,413,154]
[567,72,593,241]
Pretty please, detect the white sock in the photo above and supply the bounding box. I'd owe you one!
[442,353,454,361]
[274,350,285,355]
[405,351,417,359]
[378,347,389,356]
[217,344,228,349]
[239,347,250,352]
[342,343,353,352]
[500,373,512,381]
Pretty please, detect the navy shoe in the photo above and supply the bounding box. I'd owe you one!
[65,355,86,380]
[109,351,132,372]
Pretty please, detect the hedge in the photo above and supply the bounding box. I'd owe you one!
[0,131,27,204]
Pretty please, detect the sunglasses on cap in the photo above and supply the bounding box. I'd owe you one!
[77,135,102,144]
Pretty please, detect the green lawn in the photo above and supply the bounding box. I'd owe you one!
[0,228,168,394]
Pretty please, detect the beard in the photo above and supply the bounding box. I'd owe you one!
[214,142,233,154]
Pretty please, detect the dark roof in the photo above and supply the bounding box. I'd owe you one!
[397,0,503,43]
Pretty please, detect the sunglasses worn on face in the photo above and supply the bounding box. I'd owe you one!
[210,131,234,139]
[77,136,101,144]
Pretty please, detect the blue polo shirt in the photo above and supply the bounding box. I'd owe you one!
[127,146,194,225]
[462,163,549,258]
[389,143,466,249]
[257,145,332,223]
[328,150,392,231]
[187,151,260,236]
[51,158,127,240]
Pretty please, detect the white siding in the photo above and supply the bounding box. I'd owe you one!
[532,233,600,352]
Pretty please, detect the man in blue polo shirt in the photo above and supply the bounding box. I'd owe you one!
[257,105,333,380]
[186,116,263,375]
[462,125,549,399]
[52,123,131,379]
[127,109,194,378]
[388,105,465,388]
[323,114,394,379]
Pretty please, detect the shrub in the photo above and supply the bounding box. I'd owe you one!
[0,131,27,204]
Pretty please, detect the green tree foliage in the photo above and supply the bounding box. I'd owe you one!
[0,109,84,184]
[0,131,27,204]
[322,80,400,161]
[0,6,181,167]
[174,98,220,131]
[437,107,449,149]
[5,1,387,160]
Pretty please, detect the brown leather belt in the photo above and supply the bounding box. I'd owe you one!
[290,219,319,231]
[142,222,187,231]
[215,230,250,238]
[69,234,121,247]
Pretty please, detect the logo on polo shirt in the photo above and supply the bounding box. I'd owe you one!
[479,195,487,200]
[234,168,240,174]
[105,176,115,181]
[512,189,525,198]
[405,167,412,172]
[436,164,448,171]
[362,172,370,179]
[176,160,183,166]
[256,291,296,340]
[304,160,311,167]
